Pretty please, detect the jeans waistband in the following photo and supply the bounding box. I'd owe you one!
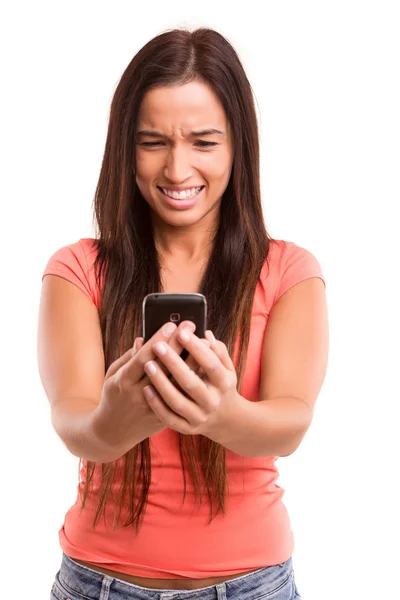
[52,553,294,600]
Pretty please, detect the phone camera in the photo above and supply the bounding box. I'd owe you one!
[170,313,180,322]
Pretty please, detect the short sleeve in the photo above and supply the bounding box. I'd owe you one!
[274,241,326,304]
[41,239,97,306]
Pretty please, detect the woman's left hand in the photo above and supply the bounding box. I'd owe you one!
[142,326,239,437]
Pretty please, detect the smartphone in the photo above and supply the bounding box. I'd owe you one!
[143,293,207,342]
[142,293,207,365]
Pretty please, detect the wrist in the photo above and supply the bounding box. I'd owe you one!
[89,405,128,462]
[205,391,243,448]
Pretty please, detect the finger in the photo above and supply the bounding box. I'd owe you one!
[164,326,196,367]
[174,329,236,390]
[135,337,144,351]
[142,384,197,435]
[136,333,178,381]
[149,322,196,381]
[121,320,196,385]
[205,332,233,371]
[202,333,235,372]
[184,339,210,373]
[210,340,235,372]
[136,337,212,392]
[196,367,206,380]
[166,338,211,390]
[205,330,217,351]
[163,338,208,394]
[150,342,211,408]
[143,359,209,423]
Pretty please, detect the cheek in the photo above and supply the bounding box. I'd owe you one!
[197,150,231,176]
[206,157,232,186]
[135,152,160,181]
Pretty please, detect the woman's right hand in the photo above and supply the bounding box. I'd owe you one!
[91,320,198,460]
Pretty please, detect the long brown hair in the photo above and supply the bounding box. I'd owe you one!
[80,27,274,535]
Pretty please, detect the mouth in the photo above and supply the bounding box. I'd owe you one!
[157,186,205,198]
[156,186,205,210]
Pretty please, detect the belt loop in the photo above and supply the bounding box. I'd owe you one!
[99,574,113,600]
[215,582,227,599]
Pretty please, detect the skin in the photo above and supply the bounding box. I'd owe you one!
[135,80,234,263]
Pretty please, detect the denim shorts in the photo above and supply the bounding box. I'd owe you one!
[50,553,302,599]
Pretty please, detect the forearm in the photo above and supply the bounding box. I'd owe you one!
[51,398,158,463]
[51,397,118,463]
[210,394,313,458]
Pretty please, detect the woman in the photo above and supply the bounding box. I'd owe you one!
[38,27,329,600]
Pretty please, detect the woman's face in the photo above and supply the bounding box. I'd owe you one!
[135,81,234,229]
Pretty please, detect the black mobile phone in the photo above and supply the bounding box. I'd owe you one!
[142,293,207,365]
[143,293,207,342]
[143,292,207,370]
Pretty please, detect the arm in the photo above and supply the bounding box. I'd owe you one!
[38,275,194,463]
[38,276,159,463]
[38,275,125,463]
[211,394,313,458]
[51,396,161,463]
[211,277,329,458]
[51,396,103,461]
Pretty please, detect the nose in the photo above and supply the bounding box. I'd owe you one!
[163,146,193,182]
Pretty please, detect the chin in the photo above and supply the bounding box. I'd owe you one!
[156,208,204,227]
[148,193,221,228]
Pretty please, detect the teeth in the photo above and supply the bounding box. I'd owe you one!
[161,186,202,200]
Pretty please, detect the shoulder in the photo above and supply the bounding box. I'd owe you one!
[41,238,100,308]
[43,237,98,264]
[256,238,326,314]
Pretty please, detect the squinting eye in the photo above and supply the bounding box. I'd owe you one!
[139,141,217,148]
[195,141,217,147]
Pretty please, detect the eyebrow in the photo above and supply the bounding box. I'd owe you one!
[137,128,225,138]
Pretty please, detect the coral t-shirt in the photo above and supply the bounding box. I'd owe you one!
[42,237,325,578]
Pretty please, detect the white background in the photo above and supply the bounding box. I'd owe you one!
[1,1,399,598]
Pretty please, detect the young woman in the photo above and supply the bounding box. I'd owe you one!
[38,27,329,600]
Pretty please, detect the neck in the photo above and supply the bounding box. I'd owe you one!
[153,216,219,264]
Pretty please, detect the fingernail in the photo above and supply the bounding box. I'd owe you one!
[143,385,155,399]
[144,361,157,375]
[163,322,176,337]
[179,328,191,342]
[153,341,167,355]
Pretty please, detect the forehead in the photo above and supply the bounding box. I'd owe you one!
[137,81,228,135]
